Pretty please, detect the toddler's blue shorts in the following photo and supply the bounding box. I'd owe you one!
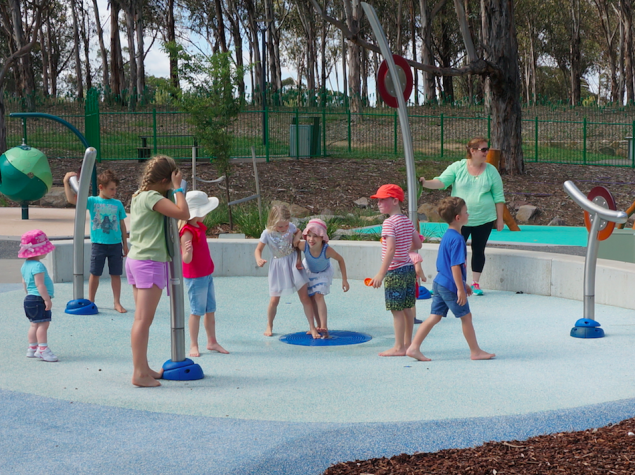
[184,274,216,316]
[24,295,52,323]
[430,281,471,318]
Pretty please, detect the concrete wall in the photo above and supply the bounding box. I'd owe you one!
[46,238,635,310]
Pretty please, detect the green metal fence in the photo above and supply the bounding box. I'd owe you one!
[7,95,635,168]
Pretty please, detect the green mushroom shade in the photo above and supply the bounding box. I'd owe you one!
[0,145,52,203]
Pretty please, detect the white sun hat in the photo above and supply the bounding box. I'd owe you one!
[185,190,219,219]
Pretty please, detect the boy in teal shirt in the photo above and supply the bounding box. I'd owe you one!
[64,169,129,312]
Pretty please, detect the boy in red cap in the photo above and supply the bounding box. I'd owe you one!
[369,184,422,356]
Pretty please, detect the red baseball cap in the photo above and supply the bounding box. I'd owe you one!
[370,184,405,202]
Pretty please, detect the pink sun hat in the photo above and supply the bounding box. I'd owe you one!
[18,229,55,259]
[302,219,329,243]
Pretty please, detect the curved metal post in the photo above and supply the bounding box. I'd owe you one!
[564,181,628,321]
[73,148,97,300]
[361,2,418,227]
[166,206,186,363]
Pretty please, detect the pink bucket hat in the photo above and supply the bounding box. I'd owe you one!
[18,229,55,259]
[302,219,329,243]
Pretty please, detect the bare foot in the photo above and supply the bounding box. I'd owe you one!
[406,348,432,362]
[189,346,200,357]
[264,326,273,337]
[379,347,407,357]
[132,375,161,387]
[317,327,328,333]
[207,343,229,354]
[471,350,496,360]
[310,328,321,339]
[114,303,127,313]
[149,368,164,379]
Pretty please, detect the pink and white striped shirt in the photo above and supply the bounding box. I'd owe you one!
[381,214,415,271]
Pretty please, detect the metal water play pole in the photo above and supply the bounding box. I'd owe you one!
[564,181,627,336]
[361,2,418,227]
[64,148,99,315]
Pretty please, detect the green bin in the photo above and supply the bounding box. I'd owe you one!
[290,116,320,158]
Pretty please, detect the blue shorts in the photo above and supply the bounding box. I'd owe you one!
[430,281,471,318]
[24,295,52,323]
[184,274,216,316]
[91,243,123,276]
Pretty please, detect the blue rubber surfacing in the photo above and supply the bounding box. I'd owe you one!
[280,330,372,346]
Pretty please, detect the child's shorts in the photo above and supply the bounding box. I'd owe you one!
[184,274,216,316]
[125,258,167,290]
[384,264,416,311]
[90,243,124,276]
[24,295,52,323]
[430,281,471,318]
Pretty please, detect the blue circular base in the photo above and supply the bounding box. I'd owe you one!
[279,330,372,347]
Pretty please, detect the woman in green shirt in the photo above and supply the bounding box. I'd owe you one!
[419,137,505,295]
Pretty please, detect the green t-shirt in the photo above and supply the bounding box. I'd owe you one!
[128,190,170,262]
[434,159,505,226]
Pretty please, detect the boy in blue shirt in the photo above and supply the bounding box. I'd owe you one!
[406,197,495,361]
[64,169,129,312]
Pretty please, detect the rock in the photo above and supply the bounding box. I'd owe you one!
[320,208,333,216]
[516,205,538,223]
[418,213,428,222]
[354,197,369,208]
[270,200,291,209]
[548,217,566,226]
[598,146,616,156]
[417,203,442,222]
[509,200,529,211]
[38,187,71,208]
[361,215,384,222]
[289,204,311,218]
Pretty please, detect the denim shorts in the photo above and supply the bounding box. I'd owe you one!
[24,295,52,323]
[91,243,123,276]
[430,281,471,318]
[384,264,416,311]
[184,274,216,316]
[125,258,167,290]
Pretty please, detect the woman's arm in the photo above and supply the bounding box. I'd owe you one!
[419,177,446,190]
[326,246,349,292]
[495,202,505,231]
[180,230,194,264]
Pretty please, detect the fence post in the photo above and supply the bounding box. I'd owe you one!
[347,108,351,153]
[583,117,587,165]
[394,109,398,156]
[440,113,444,157]
[535,116,539,162]
[152,108,157,155]
[295,107,299,160]
[322,105,326,157]
[265,106,270,163]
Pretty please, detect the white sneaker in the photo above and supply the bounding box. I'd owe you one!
[26,347,38,358]
[34,347,58,362]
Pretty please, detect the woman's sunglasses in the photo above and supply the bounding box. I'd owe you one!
[472,147,489,153]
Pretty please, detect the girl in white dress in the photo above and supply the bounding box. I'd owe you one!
[255,205,320,338]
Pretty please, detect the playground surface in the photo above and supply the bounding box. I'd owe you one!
[1,208,635,474]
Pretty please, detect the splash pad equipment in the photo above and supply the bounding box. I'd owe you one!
[564,181,628,338]
[280,330,372,347]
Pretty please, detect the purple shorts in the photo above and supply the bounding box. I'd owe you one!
[125,258,168,290]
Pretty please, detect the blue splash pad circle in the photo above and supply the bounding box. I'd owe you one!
[279,330,372,347]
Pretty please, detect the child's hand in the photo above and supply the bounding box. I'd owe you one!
[256,258,267,267]
[342,280,350,292]
[456,289,467,306]
[295,259,303,270]
[371,273,384,288]
[123,243,129,257]
[183,240,193,254]
[171,169,183,189]
[63,171,77,184]
[466,284,473,297]
[420,274,427,282]
[44,298,52,311]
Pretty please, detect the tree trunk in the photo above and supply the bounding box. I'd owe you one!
[9,0,35,109]
[91,0,109,90]
[213,0,228,53]
[40,25,49,96]
[80,3,92,92]
[110,0,123,97]
[480,0,491,112]
[125,5,137,109]
[396,0,403,54]
[0,89,5,153]
[411,0,418,105]
[621,0,634,103]
[46,18,57,97]
[226,0,245,99]
[70,0,84,99]
[420,0,437,103]
[618,13,625,103]
[569,0,582,104]
[483,0,524,174]
[136,9,145,98]
[321,1,328,106]
[346,0,362,114]
[244,0,262,105]
[342,27,347,106]
[167,0,179,91]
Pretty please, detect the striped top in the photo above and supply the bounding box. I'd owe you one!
[381,214,415,271]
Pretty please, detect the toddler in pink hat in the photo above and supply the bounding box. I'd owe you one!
[19,230,58,362]
[294,219,349,334]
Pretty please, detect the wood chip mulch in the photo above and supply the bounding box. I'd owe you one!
[324,418,635,474]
